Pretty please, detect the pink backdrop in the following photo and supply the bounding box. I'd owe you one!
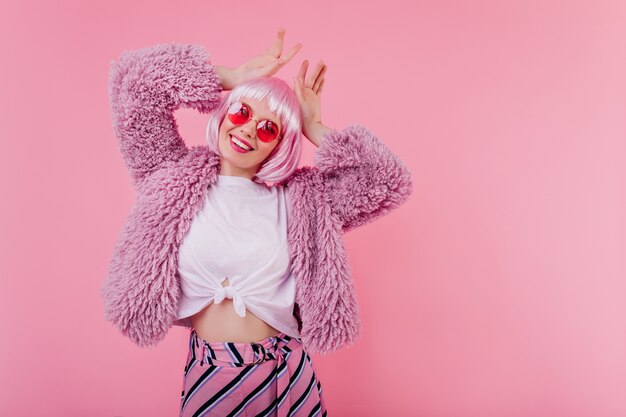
[1,1,625,416]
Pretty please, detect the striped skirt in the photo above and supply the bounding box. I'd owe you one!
[180,328,328,417]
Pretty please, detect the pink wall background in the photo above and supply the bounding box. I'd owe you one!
[1,0,625,416]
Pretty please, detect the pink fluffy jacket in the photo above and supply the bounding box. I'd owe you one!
[99,43,413,354]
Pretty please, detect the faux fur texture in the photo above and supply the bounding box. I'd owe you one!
[100,43,413,354]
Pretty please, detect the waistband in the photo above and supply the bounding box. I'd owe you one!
[189,329,303,367]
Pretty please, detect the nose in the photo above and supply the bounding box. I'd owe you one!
[239,118,257,138]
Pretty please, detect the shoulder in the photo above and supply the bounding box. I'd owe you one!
[136,145,220,190]
[278,165,333,212]
[280,165,323,188]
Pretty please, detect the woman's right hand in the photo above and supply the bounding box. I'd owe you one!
[215,28,302,90]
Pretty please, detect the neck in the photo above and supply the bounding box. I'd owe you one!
[219,159,258,180]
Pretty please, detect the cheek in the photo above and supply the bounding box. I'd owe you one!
[259,141,280,159]
[218,120,228,136]
[264,138,280,150]
[218,121,232,144]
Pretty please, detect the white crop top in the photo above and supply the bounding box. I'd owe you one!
[172,174,300,338]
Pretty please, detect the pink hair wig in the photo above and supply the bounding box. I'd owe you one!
[205,77,302,184]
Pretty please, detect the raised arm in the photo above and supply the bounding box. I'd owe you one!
[292,59,413,231]
[108,43,222,185]
[314,124,413,232]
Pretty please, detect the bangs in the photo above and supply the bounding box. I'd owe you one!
[227,80,299,131]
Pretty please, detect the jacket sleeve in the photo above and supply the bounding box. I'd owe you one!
[108,43,223,186]
[313,124,413,232]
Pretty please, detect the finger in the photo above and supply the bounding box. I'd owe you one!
[266,27,286,58]
[298,60,309,84]
[293,77,304,101]
[305,59,324,89]
[312,64,327,92]
[316,78,325,95]
[277,43,302,65]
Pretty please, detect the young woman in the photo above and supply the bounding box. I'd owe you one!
[100,28,413,416]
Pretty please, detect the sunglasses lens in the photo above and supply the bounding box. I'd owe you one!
[227,102,250,125]
[257,120,280,142]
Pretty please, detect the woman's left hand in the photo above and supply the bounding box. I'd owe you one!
[293,59,332,146]
[217,28,302,90]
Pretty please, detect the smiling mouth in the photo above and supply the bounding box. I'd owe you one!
[229,134,254,152]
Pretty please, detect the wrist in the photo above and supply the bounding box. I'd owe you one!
[215,65,239,90]
[305,122,332,147]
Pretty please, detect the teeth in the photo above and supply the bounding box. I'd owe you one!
[231,135,252,151]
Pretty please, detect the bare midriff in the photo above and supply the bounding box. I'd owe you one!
[190,278,282,343]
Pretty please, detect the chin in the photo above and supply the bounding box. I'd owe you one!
[219,151,258,175]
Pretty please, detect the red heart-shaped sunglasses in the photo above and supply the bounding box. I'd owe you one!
[226,101,282,143]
